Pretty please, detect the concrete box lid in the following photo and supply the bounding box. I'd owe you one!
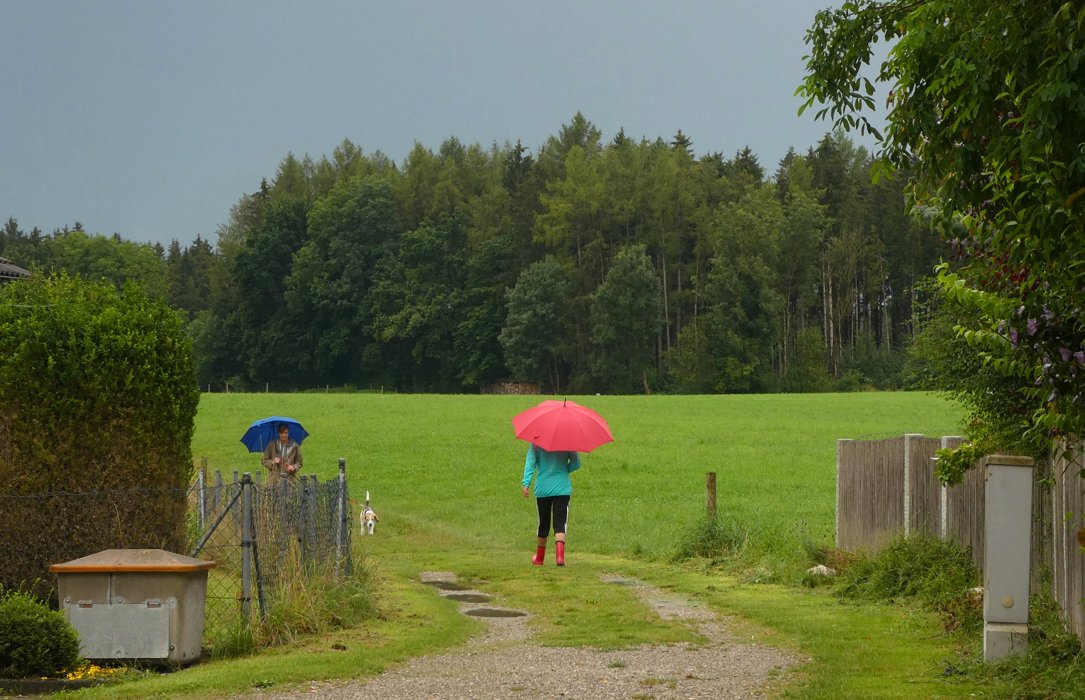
[49,549,215,573]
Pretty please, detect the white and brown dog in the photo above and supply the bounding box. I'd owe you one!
[361,491,379,535]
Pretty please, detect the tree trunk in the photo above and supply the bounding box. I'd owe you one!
[660,248,671,351]
[824,263,835,378]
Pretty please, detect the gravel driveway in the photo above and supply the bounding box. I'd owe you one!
[240,571,799,700]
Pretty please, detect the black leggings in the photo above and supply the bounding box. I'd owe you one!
[536,495,571,538]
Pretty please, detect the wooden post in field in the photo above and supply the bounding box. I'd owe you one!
[706,472,717,519]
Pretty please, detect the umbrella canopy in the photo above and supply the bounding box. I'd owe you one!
[512,400,613,453]
[240,416,309,453]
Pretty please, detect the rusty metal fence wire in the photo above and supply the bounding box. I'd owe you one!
[186,459,353,653]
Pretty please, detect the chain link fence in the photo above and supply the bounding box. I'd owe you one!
[186,461,354,653]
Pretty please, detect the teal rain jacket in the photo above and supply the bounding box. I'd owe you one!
[521,445,581,497]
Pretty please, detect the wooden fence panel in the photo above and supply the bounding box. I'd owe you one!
[837,437,905,551]
[906,435,942,538]
[944,458,986,569]
[1052,446,1085,646]
[840,435,1076,646]
[1032,459,1052,591]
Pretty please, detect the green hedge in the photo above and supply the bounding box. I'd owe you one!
[0,274,200,598]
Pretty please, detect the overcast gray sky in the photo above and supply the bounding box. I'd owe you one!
[1,1,875,248]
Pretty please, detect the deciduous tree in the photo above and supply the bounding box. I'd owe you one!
[799,0,1085,448]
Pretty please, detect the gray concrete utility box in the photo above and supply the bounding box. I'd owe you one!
[50,549,215,666]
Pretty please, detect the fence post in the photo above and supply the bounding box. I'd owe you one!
[706,472,717,519]
[903,434,925,538]
[197,458,207,532]
[240,472,253,627]
[336,458,346,580]
[212,470,224,520]
[231,470,241,529]
[835,439,852,547]
[299,475,310,566]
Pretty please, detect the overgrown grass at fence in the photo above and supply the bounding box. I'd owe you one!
[831,535,1085,699]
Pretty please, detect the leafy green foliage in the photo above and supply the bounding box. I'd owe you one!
[287,175,402,387]
[589,244,660,392]
[499,258,572,388]
[932,442,985,486]
[44,230,169,301]
[0,590,82,678]
[370,217,468,390]
[231,197,310,386]
[799,1,1085,459]
[0,274,199,596]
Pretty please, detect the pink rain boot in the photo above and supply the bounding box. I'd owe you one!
[532,545,546,566]
[556,541,566,567]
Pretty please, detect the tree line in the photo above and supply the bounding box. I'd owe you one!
[1,113,945,394]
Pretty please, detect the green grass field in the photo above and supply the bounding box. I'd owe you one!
[195,391,966,577]
[88,391,1004,699]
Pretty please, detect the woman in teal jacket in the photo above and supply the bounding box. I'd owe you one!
[521,444,580,566]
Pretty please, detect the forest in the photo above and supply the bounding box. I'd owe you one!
[1,113,945,394]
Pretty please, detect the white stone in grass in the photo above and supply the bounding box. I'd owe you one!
[806,564,837,577]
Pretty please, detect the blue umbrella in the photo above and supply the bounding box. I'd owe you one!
[240,416,309,453]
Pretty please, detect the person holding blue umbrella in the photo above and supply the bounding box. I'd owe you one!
[261,423,303,486]
[240,416,308,486]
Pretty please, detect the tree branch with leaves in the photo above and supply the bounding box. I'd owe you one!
[799,1,1085,468]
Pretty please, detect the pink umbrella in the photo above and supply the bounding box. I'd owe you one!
[512,399,613,453]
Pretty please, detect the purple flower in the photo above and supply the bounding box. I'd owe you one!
[1009,328,1019,345]
[1076,351,1085,365]
[1061,347,1073,362]
[1027,318,1038,336]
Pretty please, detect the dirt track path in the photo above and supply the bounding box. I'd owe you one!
[241,571,799,700]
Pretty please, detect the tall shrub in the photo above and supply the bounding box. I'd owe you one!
[0,274,199,597]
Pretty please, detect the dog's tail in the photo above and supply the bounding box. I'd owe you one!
[365,490,370,507]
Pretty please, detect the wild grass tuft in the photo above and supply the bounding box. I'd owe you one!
[255,555,379,648]
[207,551,379,658]
[671,515,751,564]
[835,534,980,628]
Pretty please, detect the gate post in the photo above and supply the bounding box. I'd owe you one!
[240,472,253,626]
[336,458,347,579]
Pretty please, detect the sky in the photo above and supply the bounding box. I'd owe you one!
[1,1,881,249]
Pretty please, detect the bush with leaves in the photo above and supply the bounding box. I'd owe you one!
[0,274,199,597]
[0,590,82,678]
[799,1,1085,465]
